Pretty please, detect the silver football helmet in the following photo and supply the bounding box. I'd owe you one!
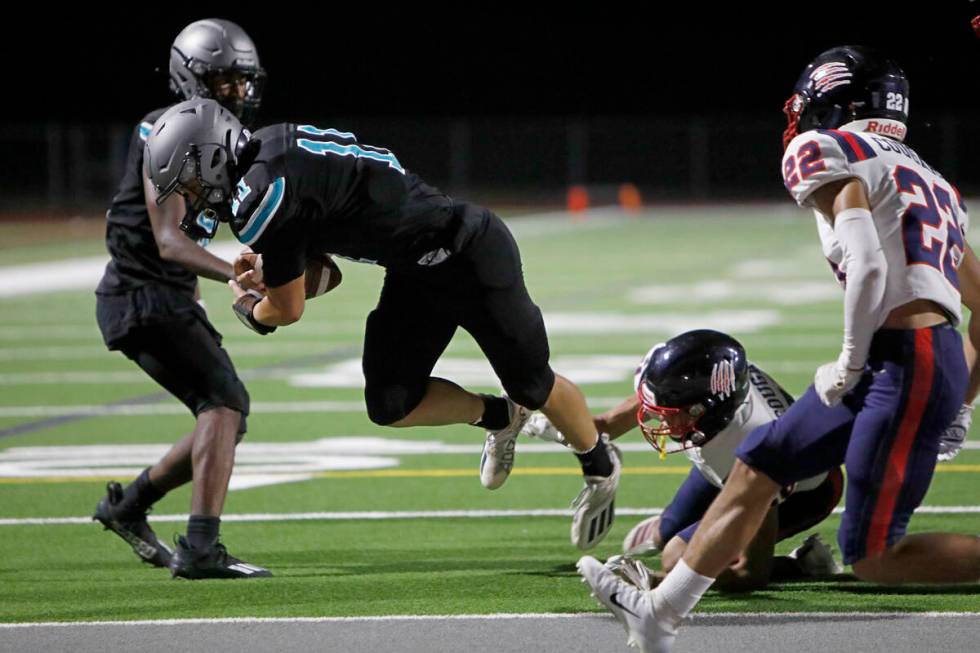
[169,19,266,125]
[143,99,247,223]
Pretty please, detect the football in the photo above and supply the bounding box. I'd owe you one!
[305,253,343,299]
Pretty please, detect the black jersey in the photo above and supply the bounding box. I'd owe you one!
[230,124,483,287]
[96,107,207,297]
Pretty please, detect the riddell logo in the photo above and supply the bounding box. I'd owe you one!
[866,120,906,139]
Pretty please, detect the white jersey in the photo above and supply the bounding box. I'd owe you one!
[782,126,969,327]
[686,364,825,493]
[633,348,827,493]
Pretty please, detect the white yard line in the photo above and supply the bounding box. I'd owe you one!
[0,401,367,417]
[3,505,980,527]
[0,397,628,417]
[1,612,977,628]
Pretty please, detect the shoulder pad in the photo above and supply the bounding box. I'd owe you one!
[782,129,876,207]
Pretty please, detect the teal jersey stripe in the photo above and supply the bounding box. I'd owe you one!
[237,177,285,246]
[296,139,404,174]
[297,125,356,140]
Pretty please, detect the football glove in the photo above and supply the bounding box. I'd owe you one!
[938,403,974,462]
[233,290,277,335]
[520,412,568,446]
[814,354,863,407]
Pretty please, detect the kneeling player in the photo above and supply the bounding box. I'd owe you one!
[527,329,843,591]
[577,46,980,653]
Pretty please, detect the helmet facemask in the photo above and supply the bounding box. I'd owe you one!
[155,129,246,227]
[168,19,266,127]
[636,387,710,459]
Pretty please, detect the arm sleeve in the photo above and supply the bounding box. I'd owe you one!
[834,207,887,369]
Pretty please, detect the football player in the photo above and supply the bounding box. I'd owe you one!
[141,99,620,550]
[525,329,844,592]
[577,46,980,652]
[93,19,270,579]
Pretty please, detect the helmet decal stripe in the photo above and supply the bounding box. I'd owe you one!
[810,62,852,96]
[138,122,153,142]
[710,360,737,400]
[236,177,285,246]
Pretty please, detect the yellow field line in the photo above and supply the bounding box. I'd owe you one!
[3,464,980,484]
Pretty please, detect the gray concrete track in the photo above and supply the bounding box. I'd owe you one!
[1,614,977,653]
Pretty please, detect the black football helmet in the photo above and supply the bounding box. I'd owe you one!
[783,45,909,149]
[169,19,266,127]
[636,330,750,455]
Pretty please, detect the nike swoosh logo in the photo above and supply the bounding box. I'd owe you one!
[610,592,639,618]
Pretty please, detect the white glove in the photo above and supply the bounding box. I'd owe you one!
[814,354,864,407]
[521,412,568,447]
[938,403,973,462]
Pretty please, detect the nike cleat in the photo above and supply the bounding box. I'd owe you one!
[479,397,531,490]
[577,555,678,653]
[93,481,172,568]
[170,535,272,580]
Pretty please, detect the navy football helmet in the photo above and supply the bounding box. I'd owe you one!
[783,46,909,149]
[636,330,749,455]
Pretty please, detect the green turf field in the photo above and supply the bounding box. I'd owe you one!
[1,207,978,622]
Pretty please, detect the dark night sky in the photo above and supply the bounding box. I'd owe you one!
[9,7,980,124]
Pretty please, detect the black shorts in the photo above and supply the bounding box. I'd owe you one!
[96,285,249,427]
[362,204,555,424]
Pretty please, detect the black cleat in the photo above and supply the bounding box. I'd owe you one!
[93,481,173,568]
[169,535,272,580]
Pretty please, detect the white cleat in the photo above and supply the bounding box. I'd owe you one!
[605,554,655,591]
[521,412,568,446]
[788,533,843,578]
[623,515,661,557]
[479,398,531,490]
[571,439,622,550]
[577,555,678,653]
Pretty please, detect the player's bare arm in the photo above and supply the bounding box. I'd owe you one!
[143,174,235,283]
[594,395,641,439]
[229,274,305,332]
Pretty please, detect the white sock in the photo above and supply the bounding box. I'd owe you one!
[654,558,715,621]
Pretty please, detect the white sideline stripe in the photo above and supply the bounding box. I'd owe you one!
[0,612,977,628]
[0,212,619,300]
[4,505,980,527]
[0,401,366,417]
[0,397,627,417]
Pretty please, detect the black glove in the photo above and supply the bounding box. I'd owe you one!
[233,290,277,335]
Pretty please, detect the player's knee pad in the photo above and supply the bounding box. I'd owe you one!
[364,383,425,426]
[501,365,555,411]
